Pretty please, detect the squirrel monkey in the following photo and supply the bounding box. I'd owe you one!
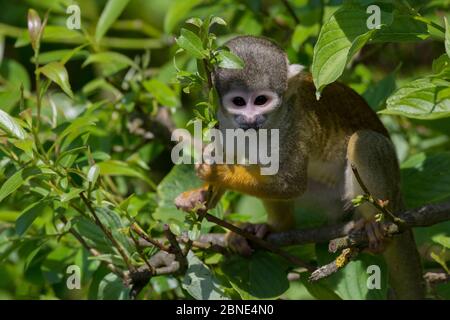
[175,36,424,299]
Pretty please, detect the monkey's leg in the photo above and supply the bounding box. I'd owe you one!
[226,199,295,256]
[346,130,425,299]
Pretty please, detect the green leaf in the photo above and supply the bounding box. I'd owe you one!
[430,251,449,274]
[0,58,31,90]
[0,168,41,204]
[380,78,450,119]
[82,51,139,75]
[34,49,88,65]
[432,234,450,249]
[216,50,245,69]
[98,273,130,299]
[97,160,154,187]
[37,62,74,98]
[221,251,289,299]
[291,24,319,51]
[445,17,450,58]
[27,9,42,51]
[95,0,131,42]
[0,109,26,139]
[175,28,206,59]
[143,79,178,107]
[401,152,450,208]
[362,68,397,110]
[300,278,342,300]
[15,201,47,236]
[164,0,202,33]
[182,251,229,300]
[153,165,203,224]
[316,244,388,300]
[87,164,100,185]
[73,217,111,253]
[373,13,429,42]
[312,6,382,96]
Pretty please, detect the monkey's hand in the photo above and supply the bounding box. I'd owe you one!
[174,187,208,213]
[225,223,270,257]
[195,163,216,182]
[353,218,387,253]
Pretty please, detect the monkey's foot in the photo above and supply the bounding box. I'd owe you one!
[353,218,386,253]
[225,223,269,257]
[174,187,208,213]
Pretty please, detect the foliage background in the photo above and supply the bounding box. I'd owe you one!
[0,0,449,300]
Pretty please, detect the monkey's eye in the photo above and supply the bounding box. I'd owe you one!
[254,95,268,105]
[232,97,246,107]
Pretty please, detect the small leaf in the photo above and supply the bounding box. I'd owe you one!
[430,251,449,274]
[380,78,450,119]
[0,168,41,204]
[97,160,154,187]
[143,79,178,107]
[186,17,203,28]
[95,0,130,42]
[432,234,450,249]
[27,9,42,51]
[0,109,26,139]
[87,164,100,185]
[98,273,130,299]
[37,62,74,98]
[16,201,47,235]
[182,251,229,300]
[210,17,227,27]
[175,28,206,59]
[82,51,139,70]
[217,50,244,69]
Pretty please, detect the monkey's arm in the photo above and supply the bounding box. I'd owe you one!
[196,161,307,200]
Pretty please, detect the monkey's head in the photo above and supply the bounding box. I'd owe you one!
[213,36,303,130]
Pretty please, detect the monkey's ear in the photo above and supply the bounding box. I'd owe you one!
[288,64,304,79]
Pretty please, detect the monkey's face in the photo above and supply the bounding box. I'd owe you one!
[219,88,281,130]
[213,36,302,131]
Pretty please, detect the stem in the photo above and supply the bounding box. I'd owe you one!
[79,192,134,271]
[203,212,314,271]
[350,164,405,226]
[281,0,300,24]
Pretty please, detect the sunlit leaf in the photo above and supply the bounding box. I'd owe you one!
[380,78,450,119]
[0,109,26,139]
[216,50,244,69]
[37,62,74,98]
[0,168,42,204]
[445,17,450,58]
[175,28,206,59]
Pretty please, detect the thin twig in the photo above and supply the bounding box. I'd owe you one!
[202,212,314,271]
[79,192,134,271]
[131,223,170,252]
[281,0,300,24]
[164,224,188,273]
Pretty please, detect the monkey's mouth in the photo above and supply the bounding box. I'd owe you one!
[239,124,262,131]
